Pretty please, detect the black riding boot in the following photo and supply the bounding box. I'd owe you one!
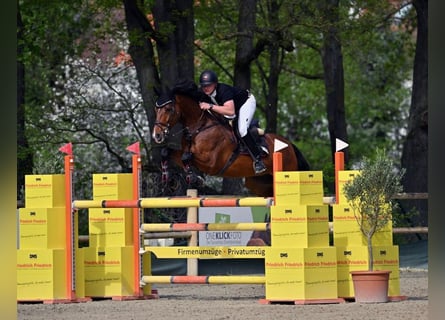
[241,133,267,174]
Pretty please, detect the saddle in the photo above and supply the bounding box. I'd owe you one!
[210,112,267,156]
[237,120,268,156]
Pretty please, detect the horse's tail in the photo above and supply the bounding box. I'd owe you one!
[292,143,310,171]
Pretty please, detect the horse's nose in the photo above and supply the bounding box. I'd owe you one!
[152,131,164,144]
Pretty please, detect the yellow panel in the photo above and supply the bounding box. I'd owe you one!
[271,222,330,248]
[141,252,152,296]
[75,248,85,298]
[265,248,304,276]
[333,221,393,247]
[336,246,368,269]
[303,268,338,299]
[92,173,133,200]
[271,204,328,222]
[265,275,305,300]
[274,171,324,205]
[332,204,356,221]
[83,246,135,297]
[88,208,133,247]
[25,174,66,208]
[17,249,67,300]
[372,245,399,268]
[265,247,337,300]
[18,207,66,249]
[266,247,337,273]
[337,170,361,205]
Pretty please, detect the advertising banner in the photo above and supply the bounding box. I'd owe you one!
[198,207,269,246]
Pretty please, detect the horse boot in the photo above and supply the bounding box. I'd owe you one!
[241,132,267,174]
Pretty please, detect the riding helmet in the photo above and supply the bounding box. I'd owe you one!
[199,70,218,86]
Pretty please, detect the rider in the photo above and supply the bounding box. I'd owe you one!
[198,70,267,174]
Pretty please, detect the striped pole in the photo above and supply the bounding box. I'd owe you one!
[335,151,345,204]
[141,275,265,285]
[73,197,274,209]
[141,222,270,232]
[64,155,75,300]
[132,154,143,297]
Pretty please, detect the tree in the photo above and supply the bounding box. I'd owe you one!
[17,4,33,201]
[223,0,258,195]
[320,0,348,163]
[343,149,405,271]
[400,0,428,227]
[18,0,422,221]
[122,0,161,147]
[152,0,195,87]
[17,0,100,198]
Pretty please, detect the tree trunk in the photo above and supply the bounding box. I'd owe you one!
[264,0,280,134]
[320,0,348,164]
[153,0,194,88]
[123,0,159,122]
[17,3,33,201]
[400,0,428,227]
[234,0,256,89]
[222,0,258,196]
[152,0,194,154]
[174,0,195,80]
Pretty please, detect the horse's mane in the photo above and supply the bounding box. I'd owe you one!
[173,79,206,102]
[155,79,205,107]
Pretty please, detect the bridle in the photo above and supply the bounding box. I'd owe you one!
[153,96,211,140]
[154,98,176,138]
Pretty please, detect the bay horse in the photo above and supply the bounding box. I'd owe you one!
[151,80,310,197]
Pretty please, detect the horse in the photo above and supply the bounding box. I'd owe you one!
[151,80,310,197]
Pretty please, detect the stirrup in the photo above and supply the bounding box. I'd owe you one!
[253,160,267,174]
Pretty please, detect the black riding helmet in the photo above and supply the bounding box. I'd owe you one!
[199,70,218,86]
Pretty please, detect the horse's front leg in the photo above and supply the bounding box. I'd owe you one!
[180,152,204,187]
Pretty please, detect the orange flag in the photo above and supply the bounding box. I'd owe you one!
[59,142,73,155]
[126,142,140,154]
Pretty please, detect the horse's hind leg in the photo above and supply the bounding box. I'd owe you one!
[245,175,274,197]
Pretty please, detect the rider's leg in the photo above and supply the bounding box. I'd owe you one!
[238,95,266,174]
[241,131,267,174]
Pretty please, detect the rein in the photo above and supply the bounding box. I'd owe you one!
[178,109,240,176]
[155,93,241,178]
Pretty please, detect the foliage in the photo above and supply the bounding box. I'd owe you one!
[343,148,405,270]
[27,56,149,174]
[193,0,415,172]
[19,0,418,208]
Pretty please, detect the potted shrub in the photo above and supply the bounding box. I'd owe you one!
[342,148,405,303]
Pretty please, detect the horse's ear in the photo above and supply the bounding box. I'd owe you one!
[173,79,199,99]
[154,85,161,97]
[159,84,172,98]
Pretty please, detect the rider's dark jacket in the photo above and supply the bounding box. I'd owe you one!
[199,83,249,113]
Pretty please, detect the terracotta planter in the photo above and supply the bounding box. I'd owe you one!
[350,270,391,303]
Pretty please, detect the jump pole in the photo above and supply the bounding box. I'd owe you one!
[132,153,143,296]
[334,138,348,204]
[64,153,75,300]
[73,197,273,209]
[126,142,148,298]
[186,189,198,276]
[141,147,283,287]
[141,275,265,285]
[334,152,344,204]
[272,139,285,204]
[140,222,270,232]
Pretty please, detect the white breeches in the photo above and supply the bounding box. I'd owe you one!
[237,94,256,137]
